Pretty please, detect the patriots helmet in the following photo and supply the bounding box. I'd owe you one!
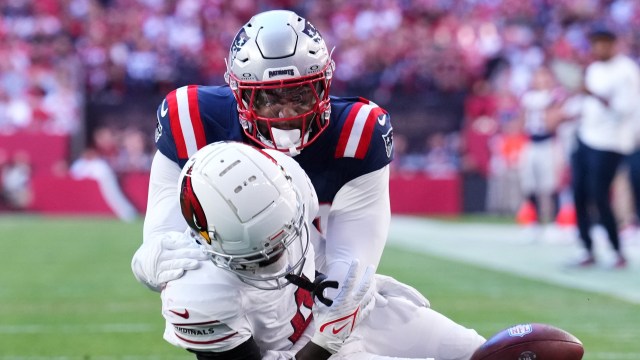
[225,10,334,155]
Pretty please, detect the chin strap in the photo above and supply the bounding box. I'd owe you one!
[285,272,339,306]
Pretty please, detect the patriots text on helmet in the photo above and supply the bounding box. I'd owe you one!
[269,69,296,78]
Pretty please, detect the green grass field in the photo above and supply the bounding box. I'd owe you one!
[0,216,638,359]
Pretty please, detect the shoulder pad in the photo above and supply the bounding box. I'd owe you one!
[156,85,208,162]
[335,99,393,161]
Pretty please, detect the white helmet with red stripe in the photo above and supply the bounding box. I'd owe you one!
[178,141,310,290]
[225,10,335,155]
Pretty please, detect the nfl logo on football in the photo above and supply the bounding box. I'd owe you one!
[518,351,537,360]
[507,324,533,337]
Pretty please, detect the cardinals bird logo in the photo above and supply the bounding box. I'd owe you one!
[180,164,211,244]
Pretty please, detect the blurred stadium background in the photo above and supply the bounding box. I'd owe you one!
[0,0,639,358]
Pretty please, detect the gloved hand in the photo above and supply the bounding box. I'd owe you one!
[131,231,208,291]
[311,260,375,354]
[374,274,430,308]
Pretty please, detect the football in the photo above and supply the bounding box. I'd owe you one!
[470,323,584,360]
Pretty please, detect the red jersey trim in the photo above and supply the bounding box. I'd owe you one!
[335,102,364,158]
[355,106,385,159]
[166,90,188,159]
[187,85,207,150]
[335,102,384,159]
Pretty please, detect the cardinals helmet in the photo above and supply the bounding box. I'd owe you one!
[178,141,309,289]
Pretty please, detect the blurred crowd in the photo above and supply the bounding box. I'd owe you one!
[3,0,640,130]
[2,0,640,221]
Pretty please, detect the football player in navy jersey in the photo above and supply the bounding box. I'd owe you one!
[132,9,394,298]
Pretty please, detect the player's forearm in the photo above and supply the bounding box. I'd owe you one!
[325,166,391,273]
[295,342,332,360]
[259,334,332,360]
[134,152,185,289]
[143,151,187,243]
[134,150,220,291]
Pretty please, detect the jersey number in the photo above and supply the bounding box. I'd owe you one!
[288,285,314,343]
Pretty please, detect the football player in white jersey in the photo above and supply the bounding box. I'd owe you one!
[162,141,485,360]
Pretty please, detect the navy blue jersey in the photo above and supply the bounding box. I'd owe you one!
[154,85,393,203]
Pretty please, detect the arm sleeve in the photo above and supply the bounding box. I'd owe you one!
[323,165,390,288]
[131,150,187,290]
[143,150,187,243]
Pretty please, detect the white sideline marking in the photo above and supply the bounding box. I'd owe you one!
[0,323,155,334]
[387,216,640,304]
[0,357,187,360]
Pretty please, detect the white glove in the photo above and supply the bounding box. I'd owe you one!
[374,274,430,308]
[131,231,208,291]
[311,260,376,354]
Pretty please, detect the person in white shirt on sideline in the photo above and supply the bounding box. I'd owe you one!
[570,24,640,268]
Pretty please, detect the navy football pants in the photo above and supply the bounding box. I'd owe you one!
[628,149,640,223]
[570,139,624,254]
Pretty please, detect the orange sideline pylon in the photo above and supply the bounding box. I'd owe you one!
[516,201,537,225]
[555,204,576,227]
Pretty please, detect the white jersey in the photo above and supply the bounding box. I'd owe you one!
[162,241,486,360]
[162,238,317,354]
[160,149,486,360]
[162,149,320,354]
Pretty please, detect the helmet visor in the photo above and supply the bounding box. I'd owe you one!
[251,84,319,119]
